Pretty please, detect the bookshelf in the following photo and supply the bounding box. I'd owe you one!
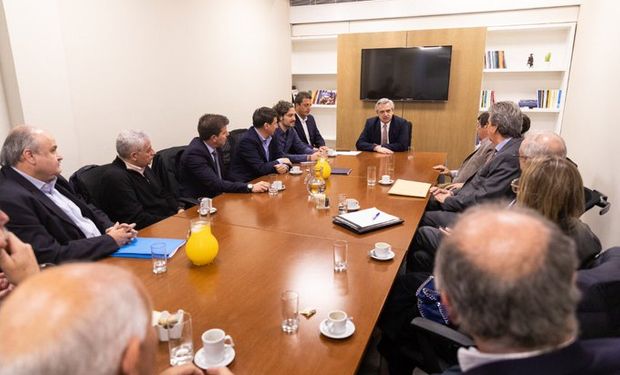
[291,36,338,145]
[480,23,576,133]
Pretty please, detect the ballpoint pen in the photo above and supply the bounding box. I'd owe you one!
[372,212,380,220]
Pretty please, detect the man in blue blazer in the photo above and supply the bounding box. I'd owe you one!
[273,100,323,163]
[179,114,270,198]
[293,91,326,148]
[0,126,136,264]
[356,98,410,153]
[229,107,292,182]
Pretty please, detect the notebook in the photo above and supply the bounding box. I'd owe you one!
[333,207,403,234]
[111,237,186,259]
[331,168,352,175]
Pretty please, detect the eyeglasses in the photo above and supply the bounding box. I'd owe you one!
[511,178,520,194]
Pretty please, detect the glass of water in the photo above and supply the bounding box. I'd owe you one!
[367,166,377,186]
[333,240,348,272]
[281,290,299,334]
[151,242,167,274]
[168,312,194,366]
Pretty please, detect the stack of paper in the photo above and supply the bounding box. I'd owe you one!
[111,237,186,259]
[388,179,432,198]
[333,207,403,234]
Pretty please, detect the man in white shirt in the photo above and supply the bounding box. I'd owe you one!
[293,91,326,149]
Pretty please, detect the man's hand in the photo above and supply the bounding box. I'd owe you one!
[432,164,451,175]
[252,181,270,193]
[275,164,289,174]
[373,146,394,154]
[434,191,452,203]
[0,232,40,285]
[106,222,137,247]
[159,363,203,375]
[309,151,321,161]
[0,273,16,301]
[206,368,234,375]
[445,182,464,191]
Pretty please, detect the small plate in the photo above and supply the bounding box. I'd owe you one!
[278,185,286,191]
[320,319,355,339]
[194,346,235,370]
[347,205,360,212]
[378,179,394,185]
[289,170,303,175]
[196,207,218,214]
[369,249,395,261]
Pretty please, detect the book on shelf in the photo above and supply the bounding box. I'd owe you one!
[333,207,403,234]
[484,50,506,69]
[480,90,495,109]
[536,89,562,109]
[314,89,337,105]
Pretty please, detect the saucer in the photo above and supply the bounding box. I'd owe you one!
[196,207,218,214]
[289,170,303,175]
[369,249,395,261]
[194,346,235,370]
[320,319,355,339]
[347,205,360,212]
[378,179,394,185]
[278,185,286,191]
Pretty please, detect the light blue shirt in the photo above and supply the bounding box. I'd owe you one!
[12,167,102,238]
[203,141,221,178]
[254,127,272,161]
[495,137,512,152]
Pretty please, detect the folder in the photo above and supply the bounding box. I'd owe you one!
[331,168,352,175]
[388,179,432,198]
[111,237,186,259]
[333,207,403,234]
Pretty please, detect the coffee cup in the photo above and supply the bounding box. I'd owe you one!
[272,180,283,190]
[381,174,391,183]
[201,328,234,364]
[327,149,337,157]
[346,198,359,210]
[374,242,391,257]
[326,310,350,335]
[290,166,301,173]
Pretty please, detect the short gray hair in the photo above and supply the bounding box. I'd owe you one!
[375,98,394,111]
[520,130,567,159]
[116,130,150,159]
[0,125,43,166]
[489,101,523,138]
[434,204,579,349]
[0,264,150,375]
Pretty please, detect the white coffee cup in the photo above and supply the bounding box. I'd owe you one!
[346,198,359,210]
[327,149,337,156]
[381,174,391,183]
[272,180,283,190]
[201,328,234,364]
[290,166,301,173]
[374,242,391,257]
[326,310,350,335]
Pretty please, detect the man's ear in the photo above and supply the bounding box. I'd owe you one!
[441,292,459,324]
[22,149,36,165]
[120,337,141,375]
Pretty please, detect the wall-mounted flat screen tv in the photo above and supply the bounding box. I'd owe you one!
[360,46,452,102]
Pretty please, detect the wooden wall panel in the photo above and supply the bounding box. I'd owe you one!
[336,28,486,168]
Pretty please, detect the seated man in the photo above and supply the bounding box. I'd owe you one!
[437,205,620,374]
[179,114,269,198]
[229,107,292,182]
[0,126,135,264]
[356,98,410,154]
[293,91,326,148]
[273,100,322,163]
[0,262,209,375]
[100,130,180,230]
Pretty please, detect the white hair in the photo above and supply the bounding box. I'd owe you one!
[375,98,394,111]
[116,129,150,159]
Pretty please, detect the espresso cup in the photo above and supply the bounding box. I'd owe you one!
[272,180,283,190]
[290,166,301,173]
[381,174,391,183]
[201,328,234,364]
[374,242,391,257]
[326,310,349,335]
[346,198,359,210]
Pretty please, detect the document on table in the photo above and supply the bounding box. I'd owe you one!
[333,207,403,233]
[335,151,362,156]
[111,237,186,259]
[388,179,432,198]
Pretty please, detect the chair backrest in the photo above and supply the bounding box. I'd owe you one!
[151,146,186,200]
[584,187,611,215]
[69,164,112,208]
[406,120,413,147]
[220,128,247,173]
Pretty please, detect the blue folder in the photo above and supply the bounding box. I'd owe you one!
[111,237,186,259]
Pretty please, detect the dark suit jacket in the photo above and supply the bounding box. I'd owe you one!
[229,127,286,182]
[99,157,178,230]
[0,166,118,264]
[294,114,325,148]
[275,127,314,163]
[441,338,620,374]
[355,115,410,152]
[441,137,522,212]
[179,137,249,198]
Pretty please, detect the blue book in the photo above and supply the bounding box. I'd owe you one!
[111,237,186,259]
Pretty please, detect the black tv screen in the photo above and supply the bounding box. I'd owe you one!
[360,46,452,102]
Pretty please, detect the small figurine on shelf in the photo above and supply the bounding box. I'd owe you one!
[527,53,534,68]
[544,52,552,63]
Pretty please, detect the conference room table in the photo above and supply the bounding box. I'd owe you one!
[105,151,445,374]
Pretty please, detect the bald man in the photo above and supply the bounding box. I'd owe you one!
[436,205,620,374]
[517,130,567,170]
[0,263,216,375]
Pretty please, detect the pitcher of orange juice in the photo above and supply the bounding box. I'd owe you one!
[185,219,219,266]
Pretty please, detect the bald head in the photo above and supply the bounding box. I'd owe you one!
[519,130,567,170]
[435,204,579,351]
[0,263,153,375]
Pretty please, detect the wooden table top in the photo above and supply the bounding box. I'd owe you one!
[105,151,444,374]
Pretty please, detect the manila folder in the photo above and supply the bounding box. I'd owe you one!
[388,179,431,198]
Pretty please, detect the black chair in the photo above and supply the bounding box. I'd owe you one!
[406,120,413,149]
[220,128,247,174]
[584,187,611,215]
[151,146,196,208]
[69,164,113,209]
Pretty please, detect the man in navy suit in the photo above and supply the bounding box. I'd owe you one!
[355,98,410,154]
[0,126,136,264]
[179,114,270,198]
[229,107,292,182]
[294,91,326,148]
[273,100,324,163]
[436,204,620,374]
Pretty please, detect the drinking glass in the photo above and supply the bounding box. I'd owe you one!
[367,166,377,186]
[281,290,299,333]
[168,312,194,366]
[337,193,348,214]
[333,240,348,272]
[151,242,167,274]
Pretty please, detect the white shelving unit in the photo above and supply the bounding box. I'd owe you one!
[291,36,338,145]
[481,23,576,133]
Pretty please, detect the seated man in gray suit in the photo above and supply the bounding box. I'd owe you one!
[356,98,410,154]
[273,100,323,163]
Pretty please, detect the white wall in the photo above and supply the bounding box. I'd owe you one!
[1,0,291,175]
[561,0,620,248]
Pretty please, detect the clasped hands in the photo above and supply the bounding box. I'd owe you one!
[105,222,138,246]
[429,186,454,203]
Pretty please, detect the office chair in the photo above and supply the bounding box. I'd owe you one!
[151,146,196,208]
[220,128,247,173]
[69,164,112,208]
[584,187,611,215]
[406,120,413,149]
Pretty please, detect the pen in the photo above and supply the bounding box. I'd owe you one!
[372,212,380,220]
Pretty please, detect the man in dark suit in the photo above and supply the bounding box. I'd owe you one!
[179,114,269,198]
[229,107,292,182]
[355,98,410,153]
[0,126,135,264]
[436,204,620,374]
[293,91,326,148]
[273,100,323,163]
[100,130,180,230]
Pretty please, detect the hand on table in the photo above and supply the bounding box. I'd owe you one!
[432,164,450,175]
[252,181,270,193]
[106,222,138,246]
[373,146,394,154]
[206,368,234,375]
[159,363,203,375]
